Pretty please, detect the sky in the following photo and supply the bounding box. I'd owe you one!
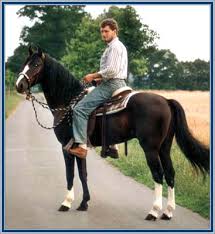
[4,4,210,62]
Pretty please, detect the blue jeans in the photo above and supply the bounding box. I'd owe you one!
[73,79,126,144]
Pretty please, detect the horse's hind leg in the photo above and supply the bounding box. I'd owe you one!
[159,133,176,220]
[58,149,75,212]
[139,140,164,221]
[76,157,90,211]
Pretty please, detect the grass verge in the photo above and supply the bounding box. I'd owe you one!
[5,91,24,119]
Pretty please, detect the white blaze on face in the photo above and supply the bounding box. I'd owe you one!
[16,64,30,87]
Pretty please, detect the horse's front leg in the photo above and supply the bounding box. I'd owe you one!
[58,149,75,211]
[76,157,90,211]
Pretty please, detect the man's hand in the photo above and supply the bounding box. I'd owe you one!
[83,74,95,84]
[83,72,102,84]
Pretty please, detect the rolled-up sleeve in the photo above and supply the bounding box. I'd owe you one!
[98,46,121,80]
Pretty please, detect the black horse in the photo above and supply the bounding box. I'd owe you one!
[16,47,209,221]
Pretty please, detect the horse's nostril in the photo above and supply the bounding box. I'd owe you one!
[20,83,23,90]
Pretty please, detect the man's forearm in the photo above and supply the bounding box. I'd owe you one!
[83,72,102,83]
[92,72,102,80]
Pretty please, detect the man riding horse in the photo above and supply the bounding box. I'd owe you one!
[68,18,128,159]
[15,17,209,220]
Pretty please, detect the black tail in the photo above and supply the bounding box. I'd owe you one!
[168,99,209,175]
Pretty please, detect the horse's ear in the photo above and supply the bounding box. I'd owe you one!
[29,45,33,55]
[37,47,43,57]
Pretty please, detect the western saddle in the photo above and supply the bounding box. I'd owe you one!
[87,86,133,158]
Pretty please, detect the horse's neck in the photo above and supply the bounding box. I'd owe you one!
[42,80,83,109]
[41,56,83,109]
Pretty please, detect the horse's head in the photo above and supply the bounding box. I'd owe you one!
[16,46,45,94]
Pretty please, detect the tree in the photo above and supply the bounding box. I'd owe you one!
[5,69,15,93]
[130,58,148,88]
[146,49,183,89]
[180,59,209,90]
[61,16,105,79]
[7,5,87,73]
[6,44,28,74]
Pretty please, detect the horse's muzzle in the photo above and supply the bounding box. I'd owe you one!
[16,74,29,93]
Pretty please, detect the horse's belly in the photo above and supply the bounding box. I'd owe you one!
[90,110,134,146]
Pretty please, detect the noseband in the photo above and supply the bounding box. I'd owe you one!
[18,72,31,82]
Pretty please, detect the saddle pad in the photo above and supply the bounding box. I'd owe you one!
[96,91,139,116]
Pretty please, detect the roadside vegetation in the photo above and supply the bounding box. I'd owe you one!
[5,70,24,119]
[5,91,23,119]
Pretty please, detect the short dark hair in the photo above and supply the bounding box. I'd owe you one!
[100,18,119,33]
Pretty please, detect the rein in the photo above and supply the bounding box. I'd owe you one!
[26,82,89,130]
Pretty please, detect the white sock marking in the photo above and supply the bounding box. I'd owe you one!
[149,182,163,217]
[163,186,175,218]
[61,187,74,208]
[110,144,119,150]
[167,187,175,209]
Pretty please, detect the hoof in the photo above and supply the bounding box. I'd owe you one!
[160,213,172,220]
[145,214,157,221]
[100,152,108,158]
[76,202,88,211]
[58,205,70,212]
[101,148,119,159]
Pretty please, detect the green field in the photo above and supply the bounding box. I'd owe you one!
[5,91,24,119]
[98,139,210,218]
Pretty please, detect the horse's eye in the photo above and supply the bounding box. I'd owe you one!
[34,64,39,67]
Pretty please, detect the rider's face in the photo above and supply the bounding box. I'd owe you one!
[100,26,117,43]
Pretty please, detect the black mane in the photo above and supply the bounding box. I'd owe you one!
[41,54,83,108]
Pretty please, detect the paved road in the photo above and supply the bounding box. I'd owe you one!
[5,99,210,231]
